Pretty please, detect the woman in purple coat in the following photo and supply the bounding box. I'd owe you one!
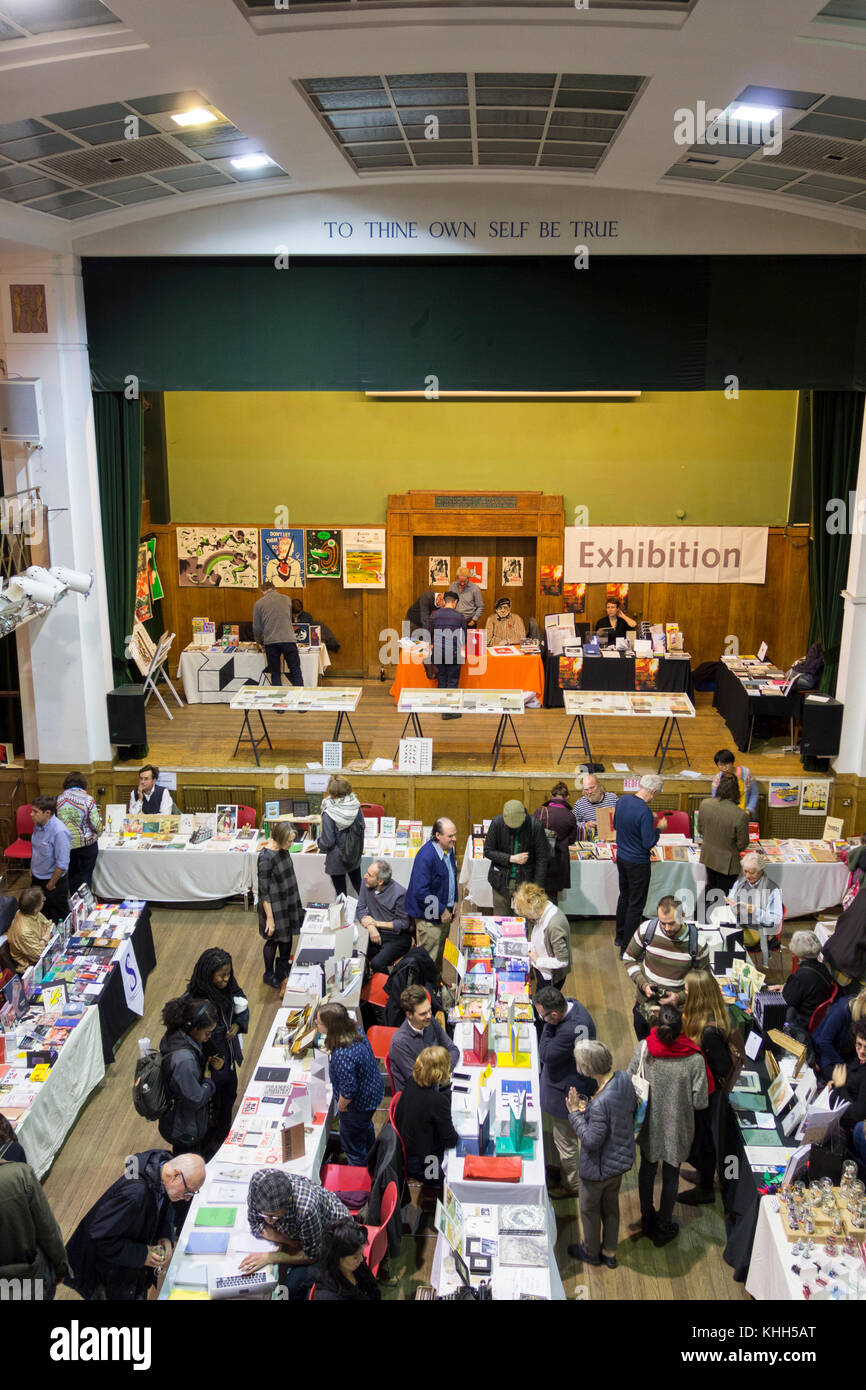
[533,781,577,900]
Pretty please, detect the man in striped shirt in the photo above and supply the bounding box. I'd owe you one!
[623,895,709,1040]
[573,773,618,825]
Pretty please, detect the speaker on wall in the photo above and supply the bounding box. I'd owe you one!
[801,695,843,758]
[107,685,147,745]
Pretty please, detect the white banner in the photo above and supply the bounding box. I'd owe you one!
[117,938,145,1016]
[564,526,768,585]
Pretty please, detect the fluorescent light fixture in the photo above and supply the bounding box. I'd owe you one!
[230,154,273,170]
[171,108,218,128]
[730,104,781,124]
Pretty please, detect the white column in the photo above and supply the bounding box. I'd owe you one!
[0,252,114,765]
[833,415,866,778]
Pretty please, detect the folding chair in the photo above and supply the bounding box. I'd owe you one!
[142,632,184,721]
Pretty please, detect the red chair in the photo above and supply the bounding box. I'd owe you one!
[320,1160,372,1209]
[809,983,838,1035]
[360,803,385,824]
[367,1025,397,1062]
[384,1054,395,1093]
[236,805,256,829]
[388,1091,407,1169]
[4,803,34,868]
[363,1178,398,1278]
[655,810,691,837]
[360,972,389,1009]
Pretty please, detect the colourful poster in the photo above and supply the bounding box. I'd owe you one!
[768,779,800,809]
[562,582,585,614]
[260,528,305,587]
[558,656,583,689]
[146,538,163,600]
[635,657,659,691]
[305,529,342,579]
[429,556,451,586]
[607,582,629,607]
[540,564,563,596]
[135,541,152,623]
[177,527,259,588]
[800,780,830,816]
[343,528,386,589]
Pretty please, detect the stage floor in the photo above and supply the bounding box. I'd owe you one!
[134,679,807,780]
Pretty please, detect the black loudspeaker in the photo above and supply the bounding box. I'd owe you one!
[801,695,843,757]
[107,685,147,745]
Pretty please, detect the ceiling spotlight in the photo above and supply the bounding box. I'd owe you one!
[49,566,93,597]
[171,108,218,128]
[7,573,59,607]
[230,154,273,171]
[730,104,781,124]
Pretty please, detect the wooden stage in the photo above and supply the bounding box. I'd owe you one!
[107,680,823,845]
[140,681,804,781]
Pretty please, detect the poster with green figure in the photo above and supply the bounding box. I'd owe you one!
[305,528,342,579]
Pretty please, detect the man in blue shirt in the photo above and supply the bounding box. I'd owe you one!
[612,775,667,956]
[30,795,71,924]
[430,593,467,717]
[405,818,458,974]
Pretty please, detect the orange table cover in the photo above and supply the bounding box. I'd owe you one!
[389,651,545,704]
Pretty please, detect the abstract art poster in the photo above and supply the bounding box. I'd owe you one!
[343,527,386,589]
[146,537,163,601]
[306,529,342,579]
[562,582,585,614]
[540,564,563,596]
[177,526,260,588]
[261,528,305,587]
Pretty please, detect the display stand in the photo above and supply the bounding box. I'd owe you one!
[229,686,363,766]
[131,623,184,722]
[396,689,525,770]
[557,690,695,772]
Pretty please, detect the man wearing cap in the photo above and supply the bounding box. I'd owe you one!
[485,597,526,646]
[484,799,551,917]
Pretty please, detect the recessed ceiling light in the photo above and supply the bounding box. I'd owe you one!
[730,104,781,124]
[230,154,273,170]
[171,108,218,128]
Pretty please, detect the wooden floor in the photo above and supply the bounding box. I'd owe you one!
[140,680,804,779]
[35,893,790,1302]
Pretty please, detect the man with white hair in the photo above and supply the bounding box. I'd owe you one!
[574,772,618,826]
[612,775,668,955]
[65,1150,206,1300]
[355,858,412,973]
[727,852,783,954]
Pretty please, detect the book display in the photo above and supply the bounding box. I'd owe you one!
[396,689,525,771]
[558,690,696,772]
[229,686,364,765]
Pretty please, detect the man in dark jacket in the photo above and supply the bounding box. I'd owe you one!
[66,1150,206,1300]
[387,983,460,1093]
[0,1158,69,1299]
[535,985,596,1196]
[356,859,412,973]
[405,588,444,636]
[484,800,550,916]
[405,818,458,973]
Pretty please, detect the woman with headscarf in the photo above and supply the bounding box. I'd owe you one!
[184,947,249,1149]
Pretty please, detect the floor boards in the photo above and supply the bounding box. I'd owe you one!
[41,898,776,1302]
[139,682,803,780]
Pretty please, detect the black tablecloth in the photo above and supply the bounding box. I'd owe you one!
[721,1047,788,1281]
[543,654,693,708]
[713,661,801,753]
[96,907,157,1064]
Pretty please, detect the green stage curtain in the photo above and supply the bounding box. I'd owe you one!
[808,390,866,694]
[94,392,143,687]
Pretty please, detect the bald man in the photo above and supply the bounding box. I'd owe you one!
[66,1149,206,1300]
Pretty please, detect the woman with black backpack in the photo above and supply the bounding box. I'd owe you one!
[158,997,221,1161]
[317,775,365,898]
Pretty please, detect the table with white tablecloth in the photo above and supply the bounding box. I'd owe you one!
[746,1195,866,1301]
[459,843,847,921]
[291,851,415,906]
[178,644,329,704]
[431,1196,566,1300]
[93,838,258,904]
[444,1021,546,1209]
[17,1005,105,1180]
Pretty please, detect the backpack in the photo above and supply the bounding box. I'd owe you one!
[336,814,364,870]
[132,1050,171,1121]
[643,918,700,968]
